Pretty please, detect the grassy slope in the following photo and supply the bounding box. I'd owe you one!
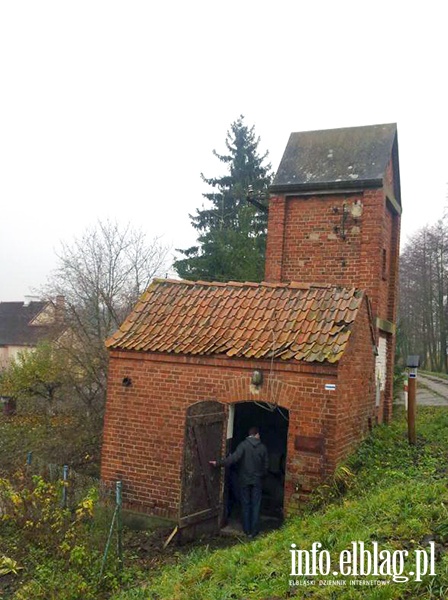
[113,407,448,600]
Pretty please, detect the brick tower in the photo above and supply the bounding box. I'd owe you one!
[265,123,401,422]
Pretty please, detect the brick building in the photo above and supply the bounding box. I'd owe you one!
[101,123,401,536]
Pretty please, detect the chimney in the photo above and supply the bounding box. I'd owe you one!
[55,295,65,322]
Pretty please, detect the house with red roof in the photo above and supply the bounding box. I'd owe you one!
[101,124,401,538]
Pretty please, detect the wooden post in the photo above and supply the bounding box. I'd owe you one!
[408,373,417,445]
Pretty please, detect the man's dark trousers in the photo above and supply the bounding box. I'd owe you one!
[240,482,262,536]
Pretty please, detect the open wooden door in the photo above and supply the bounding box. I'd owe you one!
[179,400,226,541]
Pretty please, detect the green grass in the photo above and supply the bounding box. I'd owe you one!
[112,406,448,600]
[3,407,448,599]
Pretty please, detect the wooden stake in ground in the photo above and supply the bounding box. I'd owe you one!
[163,526,179,549]
[406,355,420,446]
[408,372,417,445]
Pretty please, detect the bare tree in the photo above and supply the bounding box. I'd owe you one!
[399,215,448,372]
[43,220,170,417]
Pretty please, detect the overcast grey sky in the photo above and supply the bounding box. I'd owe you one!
[1,1,446,300]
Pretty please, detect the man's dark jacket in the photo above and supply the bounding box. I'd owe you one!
[218,436,268,486]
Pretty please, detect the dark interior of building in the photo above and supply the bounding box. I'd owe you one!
[224,401,289,530]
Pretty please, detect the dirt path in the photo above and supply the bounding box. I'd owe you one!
[416,372,448,406]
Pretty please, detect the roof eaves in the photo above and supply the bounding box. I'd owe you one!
[270,177,383,194]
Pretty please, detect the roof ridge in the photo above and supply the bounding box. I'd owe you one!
[151,278,361,293]
[289,122,396,136]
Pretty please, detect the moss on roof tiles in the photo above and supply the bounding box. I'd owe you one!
[106,279,369,364]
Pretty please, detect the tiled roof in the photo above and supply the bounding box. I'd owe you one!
[0,301,50,346]
[106,279,367,364]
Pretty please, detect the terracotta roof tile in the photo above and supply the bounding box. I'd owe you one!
[106,279,369,363]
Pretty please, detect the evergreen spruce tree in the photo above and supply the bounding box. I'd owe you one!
[174,116,272,282]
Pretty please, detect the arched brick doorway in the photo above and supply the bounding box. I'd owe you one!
[224,401,289,532]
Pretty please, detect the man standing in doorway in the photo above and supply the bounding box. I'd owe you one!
[210,426,268,538]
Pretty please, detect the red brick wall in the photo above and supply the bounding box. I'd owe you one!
[384,203,401,422]
[101,351,350,518]
[265,187,401,422]
[335,296,377,462]
[263,196,286,282]
[265,190,397,322]
[101,302,376,519]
